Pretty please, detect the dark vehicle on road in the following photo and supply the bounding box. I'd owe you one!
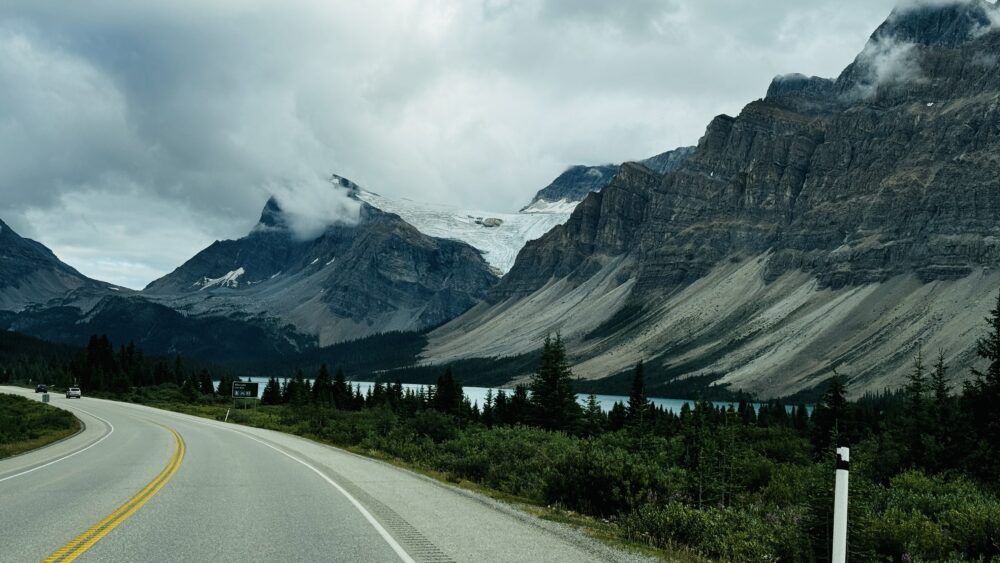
[35,384,48,393]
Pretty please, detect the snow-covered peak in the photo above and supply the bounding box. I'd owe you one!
[355,190,576,275]
[195,267,245,290]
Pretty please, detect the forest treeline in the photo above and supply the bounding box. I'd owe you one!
[2,297,1000,560]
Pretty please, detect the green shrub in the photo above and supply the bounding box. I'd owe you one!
[620,502,810,562]
[544,432,686,516]
[436,425,577,500]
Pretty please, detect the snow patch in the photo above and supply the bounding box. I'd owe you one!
[197,267,246,290]
[309,258,319,265]
[326,258,336,266]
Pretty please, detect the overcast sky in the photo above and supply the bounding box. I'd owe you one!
[0,0,902,289]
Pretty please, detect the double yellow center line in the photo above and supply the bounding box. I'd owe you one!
[44,425,185,563]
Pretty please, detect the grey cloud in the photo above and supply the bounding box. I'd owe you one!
[849,37,925,99]
[271,175,361,241]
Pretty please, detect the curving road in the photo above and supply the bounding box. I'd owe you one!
[0,387,649,562]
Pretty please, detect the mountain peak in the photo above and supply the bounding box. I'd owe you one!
[876,0,997,48]
[255,197,288,232]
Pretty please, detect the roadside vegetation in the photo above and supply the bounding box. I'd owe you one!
[0,394,79,459]
[3,297,1000,560]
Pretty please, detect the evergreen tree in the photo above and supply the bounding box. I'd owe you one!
[261,376,281,405]
[904,349,930,467]
[811,371,848,452]
[626,361,649,430]
[511,384,530,422]
[528,335,581,432]
[332,368,349,409]
[433,367,463,415]
[197,369,215,396]
[792,404,810,435]
[288,370,310,405]
[965,289,1000,480]
[180,374,199,402]
[281,377,292,404]
[217,373,235,397]
[928,351,955,472]
[312,364,332,405]
[582,394,605,436]
[608,401,627,431]
[482,389,495,427]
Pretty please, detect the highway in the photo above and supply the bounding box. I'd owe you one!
[0,387,649,562]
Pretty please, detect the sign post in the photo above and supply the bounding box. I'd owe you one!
[232,381,259,410]
[832,446,849,563]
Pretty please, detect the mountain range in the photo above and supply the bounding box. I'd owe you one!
[424,0,1000,397]
[3,1,1000,397]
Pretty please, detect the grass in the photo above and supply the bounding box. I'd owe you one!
[0,394,81,459]
[136,399,706,562]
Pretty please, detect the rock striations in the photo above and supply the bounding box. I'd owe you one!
[425,1,1000,397]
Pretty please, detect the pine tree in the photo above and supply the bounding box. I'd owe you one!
[433,367,463,415]
[626,361,649,430]
[261,376,281,405]
[904,348,930,467]
[493,389,509,425]
[528,335,581,432]
[928,351,955,472]
[608,401,627,431]
[217,374,235,397]
[510,385,530,425]
[312,364,332,405]
[965,290,1000,480]
[196,369,215,396]
[181,374,199,402]
[288,370,310,405]
[792,404,810,435]
[482,389,495,427]
[582,394,605,436]
[332,368,349,409]
[811,371,848,452]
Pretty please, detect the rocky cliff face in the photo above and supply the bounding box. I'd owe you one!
[0,219,118,311]
[145,194,499,346]
[526,165,618,207]
[522,147,694,210]
[426,1,1000,397]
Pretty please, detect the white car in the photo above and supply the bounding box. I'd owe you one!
[66,387,82,399]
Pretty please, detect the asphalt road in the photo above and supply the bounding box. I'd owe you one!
[0,387,650,562]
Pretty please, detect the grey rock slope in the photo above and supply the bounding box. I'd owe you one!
[523,147,694,209]
[426,1,1000,397]
[0,219,119,311]
[145,193,499,346]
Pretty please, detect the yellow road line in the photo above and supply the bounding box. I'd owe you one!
[44,426,185,563]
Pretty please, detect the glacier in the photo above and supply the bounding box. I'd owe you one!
[356,190,575,275]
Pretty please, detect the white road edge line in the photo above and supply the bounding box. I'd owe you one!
[115,403,415,563]
[236,431,416,563]
[0,404,115,484]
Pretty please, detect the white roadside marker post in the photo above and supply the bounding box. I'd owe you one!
[832,446,850,563]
